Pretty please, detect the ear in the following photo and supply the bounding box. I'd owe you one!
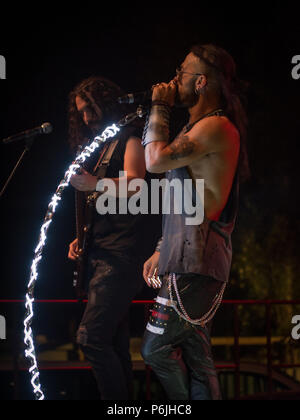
[195,74,208,90]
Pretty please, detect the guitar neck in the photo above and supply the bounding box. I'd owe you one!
[75,190,86,249]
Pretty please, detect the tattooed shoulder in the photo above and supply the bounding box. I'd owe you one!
[169,134,195,161]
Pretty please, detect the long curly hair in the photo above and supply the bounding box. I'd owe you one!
[68,76,128,153]
[191,44,250,183]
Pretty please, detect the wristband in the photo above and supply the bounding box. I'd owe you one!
[142,103,171,147]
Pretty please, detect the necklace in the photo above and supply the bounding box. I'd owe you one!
[183,108,225,133]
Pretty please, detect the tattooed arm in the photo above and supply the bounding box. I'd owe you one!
[143,80,238,173]
[145,116,234,173]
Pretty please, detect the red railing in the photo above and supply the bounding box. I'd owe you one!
[1,298,300,400]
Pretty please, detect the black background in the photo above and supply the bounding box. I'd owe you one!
[1,2,300,302]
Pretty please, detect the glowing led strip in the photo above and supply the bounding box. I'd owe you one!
[23,124,120,400]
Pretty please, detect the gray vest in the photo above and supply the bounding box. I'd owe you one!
[158,121,239,283]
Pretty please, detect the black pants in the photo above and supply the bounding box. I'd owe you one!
[76,250,142,400]
[141,274,225,400]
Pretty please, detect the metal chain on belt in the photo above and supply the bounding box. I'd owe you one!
[168,273,226,327]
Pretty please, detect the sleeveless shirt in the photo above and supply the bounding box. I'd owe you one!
[90,127,161,261]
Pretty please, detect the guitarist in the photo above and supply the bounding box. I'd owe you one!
[67,76,161,400]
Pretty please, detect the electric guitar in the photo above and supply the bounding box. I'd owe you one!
[73,188,91,298]
[72,139,119,298]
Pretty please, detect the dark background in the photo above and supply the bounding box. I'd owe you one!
[1,2,300,400]
[0,4,299,304]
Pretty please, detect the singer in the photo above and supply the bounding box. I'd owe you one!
[67,76,161,400]
[141,44,249,400]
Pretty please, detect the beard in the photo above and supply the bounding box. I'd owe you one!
[174,82,198,109]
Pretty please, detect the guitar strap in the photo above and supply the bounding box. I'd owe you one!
[92,138,120,178]
[85,137,120,217]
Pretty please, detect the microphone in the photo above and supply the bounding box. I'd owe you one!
[118,90,152,104]
[2,122,53,145]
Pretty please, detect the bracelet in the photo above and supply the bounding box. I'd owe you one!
[155,237,164,253]
[151,100,172,112]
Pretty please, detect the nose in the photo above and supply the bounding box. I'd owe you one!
[174,69,181,83]
[83,112,90,126]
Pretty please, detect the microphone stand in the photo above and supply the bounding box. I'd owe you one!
[0,105,148,200]
[0,137,35,199]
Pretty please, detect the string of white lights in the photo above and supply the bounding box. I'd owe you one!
[23,124,120,400]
